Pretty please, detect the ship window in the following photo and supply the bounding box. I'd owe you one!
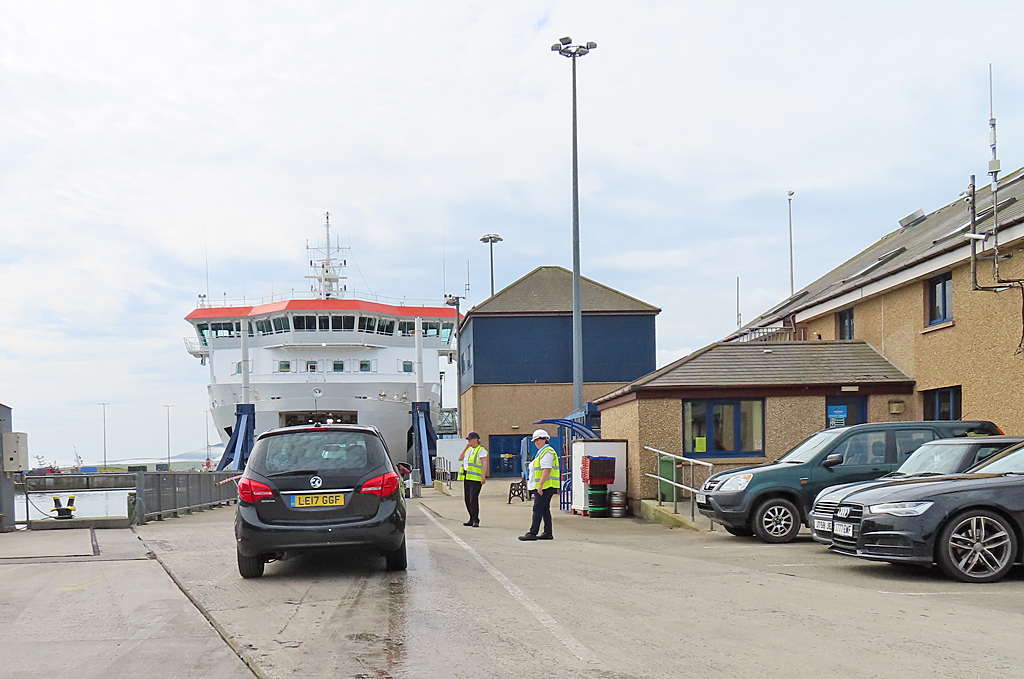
[333,360,345,372]
[294,315,317,331]
[233,362,242,374]
[197,324,210,346]
[319,315,330,330]
[441,322,454,344]
[377,319,395,335]
[402,360,414,373]
[306,360,318,372]
[254,319,273,335]
[210,322,236,338]
[360,360,372,372]
[422,321,440,337]
[278,360,291,372]
[358,317,377,333]
[332,315,355,331]
[273,316,290,333]
[398,321,416,337]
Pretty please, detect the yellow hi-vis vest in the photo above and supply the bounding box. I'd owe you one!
[458,445,485,482]
[531,445,561,490]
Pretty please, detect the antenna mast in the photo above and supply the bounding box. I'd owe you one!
[305,211,350,299]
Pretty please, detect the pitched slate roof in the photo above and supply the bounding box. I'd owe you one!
[729,167,1024,338]
[466,266,660,316]
[595,340,912,402]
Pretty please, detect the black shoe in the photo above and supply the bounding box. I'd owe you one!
[538,533,554,540]
[471,522,480,528]
[518,533,539,541]
[463,521,474,526]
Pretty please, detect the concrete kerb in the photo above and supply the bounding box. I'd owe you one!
[640,499,703,532]
[133,526,267,679]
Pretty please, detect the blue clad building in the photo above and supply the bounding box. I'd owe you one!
[459,266,659,476]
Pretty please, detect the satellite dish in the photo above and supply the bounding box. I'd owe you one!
[312,388,324,398]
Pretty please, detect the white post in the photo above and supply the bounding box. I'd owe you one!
[414,316,424,403]
[240,316,250,404]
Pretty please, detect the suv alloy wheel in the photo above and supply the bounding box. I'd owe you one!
[753,497,801,543]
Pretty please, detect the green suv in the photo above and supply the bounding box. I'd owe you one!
[695,420,1001,543]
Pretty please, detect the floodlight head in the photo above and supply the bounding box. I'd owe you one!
[577,47,589,56]
[586,41,597,49]
[559,36,572,45]
[787,190,795,197]
[551,43,561,51]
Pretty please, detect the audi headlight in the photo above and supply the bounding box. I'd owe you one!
[718,473,753,492]
[868,501,933,517]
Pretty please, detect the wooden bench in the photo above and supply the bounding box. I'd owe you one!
[508,478,528,503]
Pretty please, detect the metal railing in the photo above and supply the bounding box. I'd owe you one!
[436,408,459,434]
[643,446,714,523]
[734,326,806,342]
[136,471,240,523]
[432,456,453,489]
[23,473,138,492]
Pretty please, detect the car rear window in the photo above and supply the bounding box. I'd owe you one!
[249,430,388,476]
[970,442,1024,474]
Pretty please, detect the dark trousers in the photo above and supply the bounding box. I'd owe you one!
[464,480,482,524]
[529,488,556,536]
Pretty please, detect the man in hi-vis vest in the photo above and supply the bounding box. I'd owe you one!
[458,432,487,527]
[519,429,559,541]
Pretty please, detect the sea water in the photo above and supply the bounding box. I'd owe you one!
[14,490,130,522]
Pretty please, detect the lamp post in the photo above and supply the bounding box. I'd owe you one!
[444,294,464,437]
[99,403,110,472]
[480,234,503,297]
[164,405,173,470]
[551,36,597,413]
[787,190,795,297]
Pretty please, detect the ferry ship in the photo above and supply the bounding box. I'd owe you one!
[183,215,457,460]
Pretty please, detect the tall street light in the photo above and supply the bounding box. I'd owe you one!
[480,234,503,297]
[552,35,597,413]
[164,405,173,470]
[99,402,110,472]
[787,190,795,297]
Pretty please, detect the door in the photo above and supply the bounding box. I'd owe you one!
[488,435,527,478]
[809,430,893,501]
[825,396,867,429]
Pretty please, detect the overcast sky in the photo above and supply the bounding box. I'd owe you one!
[4,2,1024,465]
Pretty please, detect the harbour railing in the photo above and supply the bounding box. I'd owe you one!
[136,471,239,523]
[642,446,714,525]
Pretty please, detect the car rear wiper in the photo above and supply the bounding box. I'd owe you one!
[885,472,906,477]
[909,472,944,477]
[267,469,320,477]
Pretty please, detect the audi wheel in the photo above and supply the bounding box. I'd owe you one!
[936,510,1017,583]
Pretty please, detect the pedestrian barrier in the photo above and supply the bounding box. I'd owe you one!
[432,456,453,489]
[642,445,714,526]
[135,471,240,523]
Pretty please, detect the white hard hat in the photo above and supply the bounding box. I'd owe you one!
[531,429,550,441]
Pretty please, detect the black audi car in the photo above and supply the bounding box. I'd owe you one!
[828,440,1024,583]
[810,436,1024,544]
[234,424,407,578]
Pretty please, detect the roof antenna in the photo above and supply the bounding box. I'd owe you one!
[989,64,1003,281]
[441,218,447,296]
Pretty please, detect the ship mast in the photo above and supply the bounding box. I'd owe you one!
[305,212,349,299]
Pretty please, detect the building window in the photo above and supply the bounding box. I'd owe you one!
[837,308,854,339]
[333,360,345,372]
[402,360,414,373]
[306,360,318,372]
[923,386,961,420]
[359,360,373,372]
[928,272,953,325]
[683,400,764,457]
[278,360,291,373]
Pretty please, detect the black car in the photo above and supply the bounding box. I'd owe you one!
[810,436,1024,544]
[234,424,407,578]
[696,420,1001,543]
[828,440,1024,582]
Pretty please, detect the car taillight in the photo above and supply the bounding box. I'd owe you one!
[238,477,274,503]
[360,472,400,497]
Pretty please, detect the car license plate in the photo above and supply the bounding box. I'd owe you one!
[696,493,707,505]
[833,521,854,538]
[290,493,345,508]
[813,519,832,532]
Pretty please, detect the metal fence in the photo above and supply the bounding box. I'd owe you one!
[136,471,239,523]
[432,456,453,489]
[643,445,714,525]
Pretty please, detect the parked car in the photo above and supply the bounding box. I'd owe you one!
[696,420,1001,543]
[810,436,1024,544]
[827,440,1024,582]
[234,424,407,578]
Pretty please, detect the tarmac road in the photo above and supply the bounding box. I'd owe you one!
[135,482,1024,679]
